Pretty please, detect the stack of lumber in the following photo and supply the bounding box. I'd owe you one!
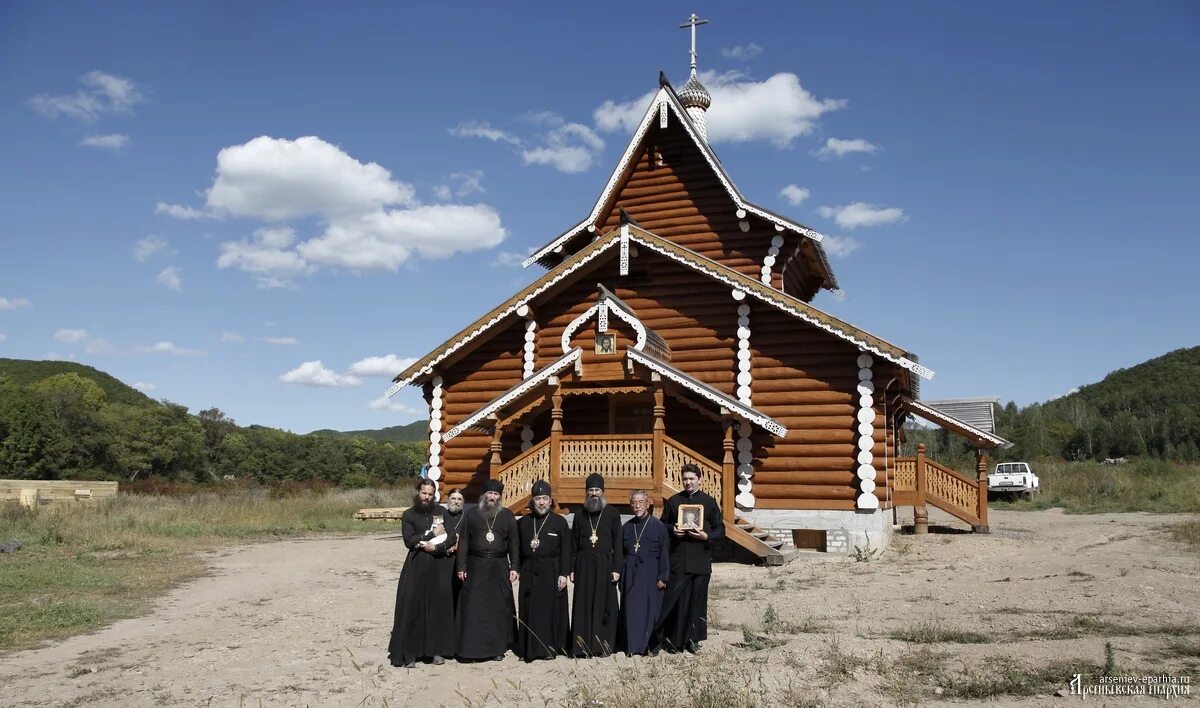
[353,507,408,521]
[1,479,119,507]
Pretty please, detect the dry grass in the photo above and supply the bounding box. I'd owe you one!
[0,489,395,650]
[889,620,990,644]
[1170,518,1200,549]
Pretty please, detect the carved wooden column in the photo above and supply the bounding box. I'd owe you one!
[975,448,990,533]
[549,387,563,495]
[652,376,665,505]
[914,443,928,534]
[488,414,503,480]
[722,418,735,523]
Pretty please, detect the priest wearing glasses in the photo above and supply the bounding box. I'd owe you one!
[617,488,669,657]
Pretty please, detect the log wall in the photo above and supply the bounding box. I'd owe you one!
[594,119,822,301]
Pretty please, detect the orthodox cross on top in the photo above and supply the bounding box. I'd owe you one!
[679,13,709,75]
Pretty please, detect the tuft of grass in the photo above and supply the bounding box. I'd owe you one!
[939,660,1103,699]
[734,624,787,651]
[0,488,396,651]
[1170,518,1200,549]
[815,636,866,684]
[889,621,990,644]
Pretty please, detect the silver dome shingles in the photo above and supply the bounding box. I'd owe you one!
[678,72,711,111]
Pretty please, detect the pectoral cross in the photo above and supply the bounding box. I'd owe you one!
[679,13,709,74]
[634,541,641,553]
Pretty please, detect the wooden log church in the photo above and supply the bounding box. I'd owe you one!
[386,19,1009,562]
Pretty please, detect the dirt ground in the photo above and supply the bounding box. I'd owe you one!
[2,508,1197,707]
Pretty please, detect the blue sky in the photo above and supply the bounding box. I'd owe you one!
[1,2,1197,433]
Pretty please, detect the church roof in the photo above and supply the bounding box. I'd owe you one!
[386,223,930,400]
[520,77,839,292]
[903,397,1012,450]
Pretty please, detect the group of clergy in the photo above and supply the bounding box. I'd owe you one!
[386,463,723,667]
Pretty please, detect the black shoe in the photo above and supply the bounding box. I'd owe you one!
[648,648,660,657]
[684,640,699,654]
[432,655,445,665]
[403,660,416,668]
[493,655,504,661]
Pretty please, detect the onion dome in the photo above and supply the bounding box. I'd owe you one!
[677,71,712,111]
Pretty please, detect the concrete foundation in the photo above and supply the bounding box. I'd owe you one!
[740,508,891,556]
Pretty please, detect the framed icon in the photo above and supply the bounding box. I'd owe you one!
[595,332,616,355]
[677,503,704,531]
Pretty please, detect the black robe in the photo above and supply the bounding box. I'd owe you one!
[387,504,457,665]
[515,512,572,661]
[656,489,724,652]
[617,514,669,655]
[569,504,623,657]
[454,506,519,659]
[444,508,466,615]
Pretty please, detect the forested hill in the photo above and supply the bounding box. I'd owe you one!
[0,358,153,407]
[308,420,427,443]
[912,346,1200,464]
[0,358,423,485]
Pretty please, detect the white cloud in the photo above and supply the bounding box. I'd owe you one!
[814,137,878,159]
[132,381,157,392]
[817,202,908,229]
[821,234,863,258]
[279,360,361,388]
[155,202,209,220]
[449,121,521,145]
[0,297,31,311]
[133,235,168,262]
[721,43,763,61]
[262,336,300,346]
[491,248,535,267]
[137,341,202,356]
[349,354,417,378]
[205,136,415,221]
[28,71,144,123]
[52,328,112,354]
[780,185,810,206]
[79,133,129,150]
[44,352,77,361]
[54,328,88,344]
[369,395,419,414]
[156,266,182,292]
[200,136,508,283]
[519,113,605,174]
[0,333,6,342]
[433,170,486,202]
[595,71,845,147]
[295,204,506,270]
[453,114,605,174]
[220,331,244,343]
[217,226,312,288]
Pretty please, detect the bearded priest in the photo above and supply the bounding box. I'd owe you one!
[455,479,519,661]
[569,473,623,657]
[387,478,457,668]
[514,480,572,661]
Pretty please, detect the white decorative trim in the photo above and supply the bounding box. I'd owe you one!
[427,376,444,498]
[627,348,786,437]
[906,398,1012,448]
[625,231,934,380]
[619,224,630,275]
[522,315,538,379]
[659,99,668,129]
[560,298,648,354]
[443,349,581,441]
[390,235,625,392]
[522,87,827,270]
[855,355,877,510]
[598,301,609,332]
[761,234,784,287]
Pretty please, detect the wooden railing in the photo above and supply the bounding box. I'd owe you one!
[560,435,653,478]
[663,438,723,504]
[498,438,550,508]
[893,450,985,528]
[924,458,983,526]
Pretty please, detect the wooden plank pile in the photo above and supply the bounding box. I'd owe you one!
[353,507,408,521]
[1,479,119,508]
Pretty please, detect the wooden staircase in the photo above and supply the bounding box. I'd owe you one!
[727,515,793,566]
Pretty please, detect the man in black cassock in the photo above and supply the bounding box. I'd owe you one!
[455,479,519,661]
[569,472,623,657]
[656,462,724,653]
[443,487,466,616]
[617,489,669,656]
[514,480,571,661]
[388,478,457,667]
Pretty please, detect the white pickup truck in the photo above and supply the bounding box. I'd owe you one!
[988,462,1040,499]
